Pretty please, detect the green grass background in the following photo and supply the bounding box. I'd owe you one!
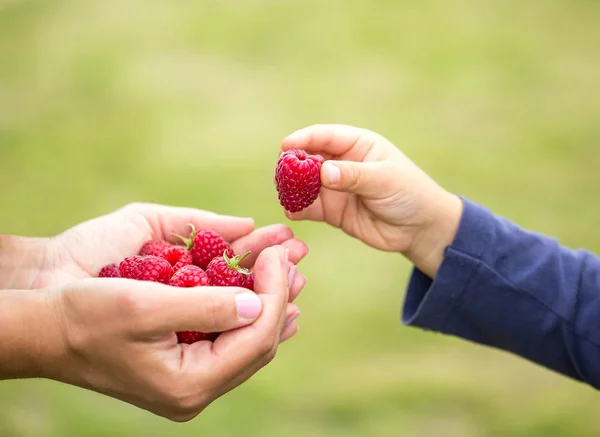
[1,0,600,435]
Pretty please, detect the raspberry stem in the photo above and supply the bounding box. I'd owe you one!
[224,250,251,275]
[172,223,198,250]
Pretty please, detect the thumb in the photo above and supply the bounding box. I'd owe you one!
[321,160,390,198]
[131,282,263,336]
[210,246,289,366]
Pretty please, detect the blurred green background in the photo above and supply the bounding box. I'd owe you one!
[1,0,600,436]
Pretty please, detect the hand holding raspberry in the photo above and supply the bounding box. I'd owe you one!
[280,124,463,278]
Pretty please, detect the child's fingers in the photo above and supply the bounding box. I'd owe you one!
[281,124,375,162]
[284,197,324,222]
[320,160,397,199]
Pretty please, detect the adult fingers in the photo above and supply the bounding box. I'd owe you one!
[121,281,262,336]
[206,246,289,380]
[127,203,255,244]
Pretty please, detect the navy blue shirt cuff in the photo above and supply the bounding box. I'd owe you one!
[402,197,487,329]
[400,196,600,388]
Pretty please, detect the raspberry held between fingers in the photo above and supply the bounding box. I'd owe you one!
[275,149,324,213]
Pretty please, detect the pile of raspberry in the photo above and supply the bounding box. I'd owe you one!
[95,148,323,344]
[97,225,254,344]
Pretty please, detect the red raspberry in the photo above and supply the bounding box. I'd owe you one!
[139,240,172,257]
[240,273,255,291]
[98,263,120,278]
[176,331,218,344]
[174,225,234,270]
[206,251,252,287]
[119,255,172,283]
[169,265,210,287]
[160,246,192,272]
[275,149,324,213]
[169,265,215,344]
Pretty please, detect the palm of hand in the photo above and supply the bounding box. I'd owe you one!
[322,188,420,253]
[35,206,160,287]
[31,203,288,289]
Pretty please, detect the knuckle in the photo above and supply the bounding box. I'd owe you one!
[257,332,279,364]
[347,166,363,191]
[202,295,228,332]
[265,345,279,365]
[261,345,278,366]
[155,378,204,417]
[115,288,145,321]
[257,335,274,358]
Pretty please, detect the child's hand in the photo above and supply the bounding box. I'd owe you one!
[281,124,463,278]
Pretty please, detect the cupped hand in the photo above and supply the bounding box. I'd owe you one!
[17,203,307,299]
[41,245,294,421]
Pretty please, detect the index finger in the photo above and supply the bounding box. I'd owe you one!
[281,124,376,162]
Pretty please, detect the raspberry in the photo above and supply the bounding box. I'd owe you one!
[139,240,172,257]
[169,265,210,287]
[174,225,234,270]
[206,251,252,287]
[119,255,173,283]
[240,273,255,291]
[98,263,120,278]
[160,246,192,273]
[170,265,214,344]
[176,331,218,344]
[275,149,324,213]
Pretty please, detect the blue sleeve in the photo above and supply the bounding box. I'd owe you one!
[402,198,600,388]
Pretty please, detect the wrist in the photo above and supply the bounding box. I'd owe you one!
[0,288,67,380]
[404,191,463,278]
[0,235,50,289]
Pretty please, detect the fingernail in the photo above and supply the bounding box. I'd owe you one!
[236,293,262,320]
[324,162,340,185]
[285,311,301,328]
[288,265,297,286]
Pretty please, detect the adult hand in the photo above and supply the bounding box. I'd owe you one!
[3,203,308,300]
[1,246,293,421]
